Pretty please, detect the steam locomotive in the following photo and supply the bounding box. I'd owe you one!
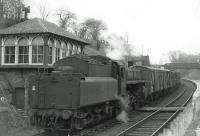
[28,54,180,131]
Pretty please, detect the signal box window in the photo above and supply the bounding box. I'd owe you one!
[18,38,29,64]
[48,47,53,64]
[4,46,15,63]
[55,48,60,61]
[48,38,54,64]
[18,46,29,63]
[61,42,67,58]
[55,40,61,61]
[4,37,16,64]
[32,46,44,63]
[32,37,44,64]
[68,43,73,56]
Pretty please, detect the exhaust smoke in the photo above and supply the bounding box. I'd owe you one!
[115,94,130,123]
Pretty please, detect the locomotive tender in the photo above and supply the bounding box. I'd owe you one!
[28,54,180,131]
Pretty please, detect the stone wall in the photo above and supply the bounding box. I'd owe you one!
[158,80,199,136]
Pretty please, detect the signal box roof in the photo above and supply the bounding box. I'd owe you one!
[0,18,88,44]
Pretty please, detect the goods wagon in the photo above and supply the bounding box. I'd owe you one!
[133,66,179,100]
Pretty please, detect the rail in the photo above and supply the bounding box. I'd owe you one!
[116,79,196,136]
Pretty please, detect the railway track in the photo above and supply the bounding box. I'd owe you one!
[33,80,196,136]
[116,80,195,136]
[33,131,68,136]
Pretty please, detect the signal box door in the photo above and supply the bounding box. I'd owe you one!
[14,87,25,109]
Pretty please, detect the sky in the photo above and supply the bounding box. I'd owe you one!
[24,0,200,64]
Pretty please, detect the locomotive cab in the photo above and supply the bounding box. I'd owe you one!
[112,61,126,96]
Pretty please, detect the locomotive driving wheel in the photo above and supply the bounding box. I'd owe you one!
[73,110,89,130]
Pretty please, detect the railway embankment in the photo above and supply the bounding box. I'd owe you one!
[183,80,200,136]
[158,80,199,136]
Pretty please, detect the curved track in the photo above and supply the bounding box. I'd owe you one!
[116,80,196,136]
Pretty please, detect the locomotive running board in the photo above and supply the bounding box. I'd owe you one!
[127,80,146,85]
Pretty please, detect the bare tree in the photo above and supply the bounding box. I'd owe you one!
[57,9,77,31]
[168,51,179,63]
[1,0,26,27]
[84,18,107,50]
[71,22,91,40]
[3,0,23,20]
[56,11,108,50]
[78,23,90,39]
[84,18,107,37]
[168,50,200,63]
[71,22,79,36]
[39,0,50,20]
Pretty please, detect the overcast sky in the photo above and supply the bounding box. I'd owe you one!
[24,0,200,64]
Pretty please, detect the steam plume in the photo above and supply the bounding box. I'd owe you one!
[115,94,130,123]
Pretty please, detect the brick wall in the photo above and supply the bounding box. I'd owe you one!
[0,69,37,89]
[0,110,8,135]
[0,69,39,110]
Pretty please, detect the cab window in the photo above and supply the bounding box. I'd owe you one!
[121,68,125,79]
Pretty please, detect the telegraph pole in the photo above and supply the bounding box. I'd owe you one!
[141,44,144,56]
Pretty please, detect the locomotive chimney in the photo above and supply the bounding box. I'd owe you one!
[22,5,30,20]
